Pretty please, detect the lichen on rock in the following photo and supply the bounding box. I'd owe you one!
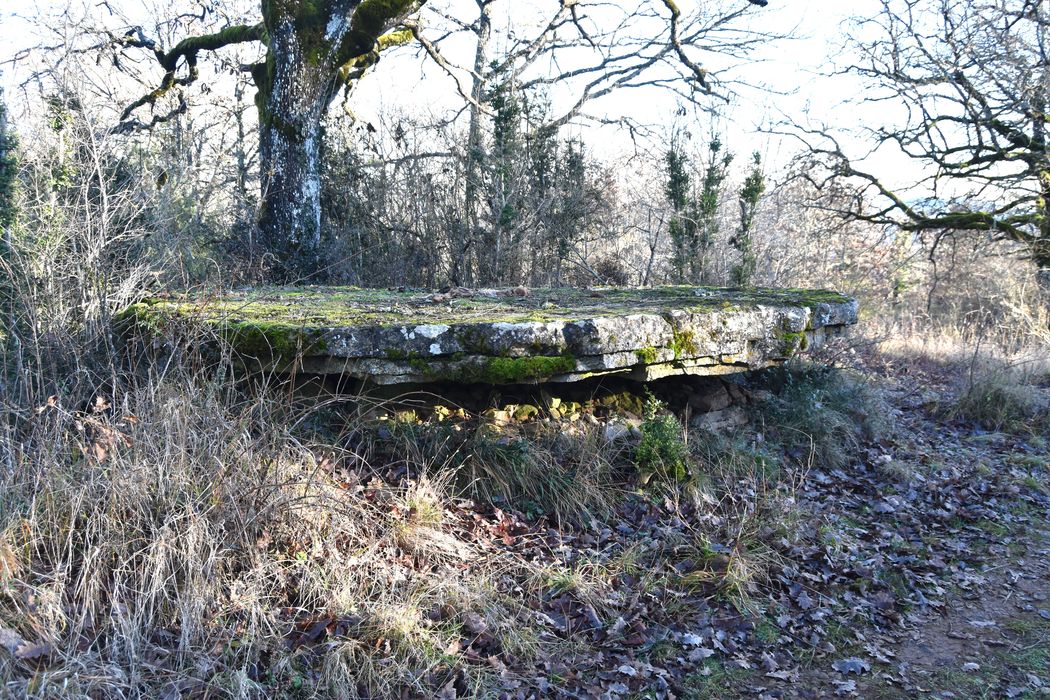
[120,285,859,384]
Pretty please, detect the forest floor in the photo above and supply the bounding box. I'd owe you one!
[309,337,1050,699]
[362,338,1050,700]
[773,349,1050,700]
[2,334,1047,699]
[551,346,1047,699]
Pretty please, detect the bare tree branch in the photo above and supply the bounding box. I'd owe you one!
[114,23,264,125]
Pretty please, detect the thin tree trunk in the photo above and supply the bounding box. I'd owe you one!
[460,0,491,287]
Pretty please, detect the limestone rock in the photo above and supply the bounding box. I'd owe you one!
[119,285,859,385]
[603,423,633,442]
[691,408,749,432]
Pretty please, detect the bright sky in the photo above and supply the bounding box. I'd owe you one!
[0,0,904,180]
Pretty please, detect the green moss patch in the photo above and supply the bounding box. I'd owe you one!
[635,347,658,364]
[413,355,577,383]
[779,331,809,355]
[671,328,698,359]
[220,320,326,363]
[126,285,852,331]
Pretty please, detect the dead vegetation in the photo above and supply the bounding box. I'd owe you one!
[1,315,1045,698]
[0,83,1047,697]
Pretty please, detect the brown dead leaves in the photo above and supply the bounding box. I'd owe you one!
[0,626,52,663]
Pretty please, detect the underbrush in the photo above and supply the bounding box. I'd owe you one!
[0,370,549,698]
[748,361,888,471]
[1,326,1039,697]
[950,357,1048,432]
[873,319,1049,433]
[367,415,623,525]
[0,355,887,698]
[635,392,689,482]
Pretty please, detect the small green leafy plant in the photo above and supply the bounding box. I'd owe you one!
[634,393,689,481]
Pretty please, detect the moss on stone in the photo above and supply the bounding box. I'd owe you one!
[409,354,576,384]
[779,331,809,355]
[117,298,326,366]
[127,285,852,333]
[596,392,645,415]
[478,355,576,383]
[513,404,540,421]
[408,356,432,374]
[220,319,326,364]
[119,285,856,382]
[635,346,659,364]
[385,347,424,361]
[113,302,168,335]
[671,328,698,359]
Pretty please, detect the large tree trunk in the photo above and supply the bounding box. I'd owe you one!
[255,20,333,283]
[1033,91,1050,303]
[254,0,418,282]
[1036,169,1050,305]
[257,114,324,282]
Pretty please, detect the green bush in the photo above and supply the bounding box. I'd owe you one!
[635,393,689,481]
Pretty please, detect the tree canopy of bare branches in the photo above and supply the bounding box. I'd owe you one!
[793,0,1050,287]
[90,0,776,282]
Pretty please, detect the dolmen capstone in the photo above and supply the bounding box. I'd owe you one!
[119,286,858,385]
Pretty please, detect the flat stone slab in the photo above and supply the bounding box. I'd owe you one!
[120,286,858,384]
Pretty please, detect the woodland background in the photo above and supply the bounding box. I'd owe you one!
[0,1,1047,698]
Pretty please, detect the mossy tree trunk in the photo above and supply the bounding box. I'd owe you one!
[1036,169,1050,302]
[254,0,422,282]
[118,0,423,282]
[253,3,334,281]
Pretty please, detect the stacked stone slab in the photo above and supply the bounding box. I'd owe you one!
[120,286,858,385]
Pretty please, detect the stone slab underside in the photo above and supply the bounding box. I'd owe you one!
[123,286,859,385]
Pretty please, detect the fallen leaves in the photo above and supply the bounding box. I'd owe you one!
[0,627,52,662]
[831,657,870,675]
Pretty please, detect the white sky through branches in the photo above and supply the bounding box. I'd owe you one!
[0,0,912,181]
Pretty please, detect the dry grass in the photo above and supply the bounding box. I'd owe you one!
[871,268,1049,372]
[950,357,1049,432]
[748,361,889,472]
[0,364,553,698]
[378,417,623,527]
[872,299,1049,434]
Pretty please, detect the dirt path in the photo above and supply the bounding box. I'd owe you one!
[785,379,1050,700]
[880,523,1050,699]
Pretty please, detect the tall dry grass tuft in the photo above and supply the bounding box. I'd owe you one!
[6,372,294,691]
[0,361,552,697]
[949,351,1049,432]
[375,417,622,526]
[870,278,1049,433]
